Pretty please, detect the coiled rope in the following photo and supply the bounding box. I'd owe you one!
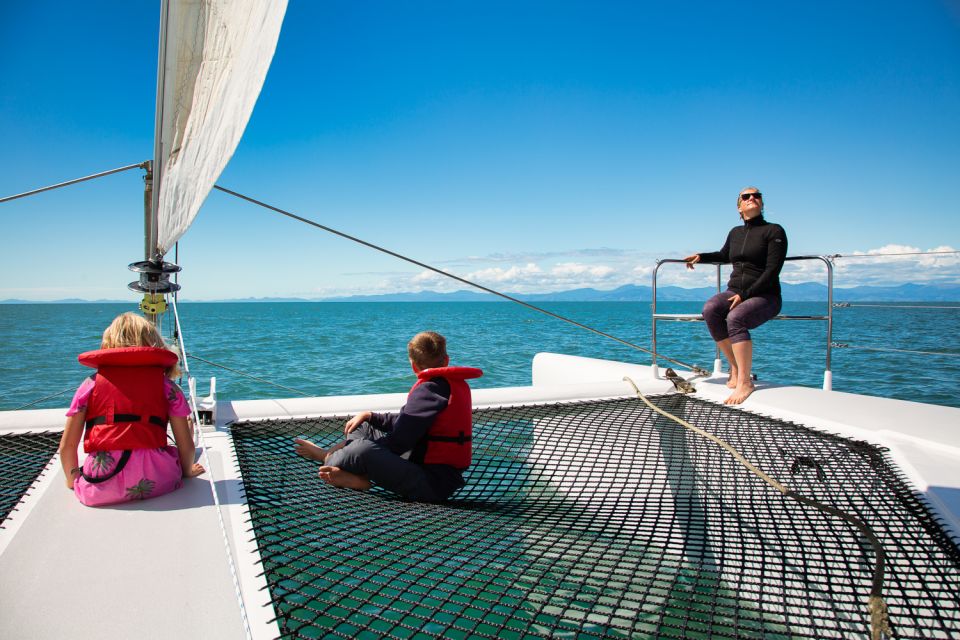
[212,184,710,377]
[622,376,893,640]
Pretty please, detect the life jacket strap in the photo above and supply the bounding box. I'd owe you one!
[426,432,472,445]
[85,414,166,429]
[80,450,132,484]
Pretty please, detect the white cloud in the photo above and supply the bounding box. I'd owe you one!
[467,263,544,283]
[318,245,959,297]
[552,262,615,278]
[831,245,960,286]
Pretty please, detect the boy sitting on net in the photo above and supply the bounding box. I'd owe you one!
[294,331,482,503]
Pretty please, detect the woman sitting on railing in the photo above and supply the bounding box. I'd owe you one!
[683,187,788,404]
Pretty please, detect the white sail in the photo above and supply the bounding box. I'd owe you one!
[152,0,287,258]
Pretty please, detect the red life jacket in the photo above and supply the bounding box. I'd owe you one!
[78,346,178,453]
[411,366,483,469]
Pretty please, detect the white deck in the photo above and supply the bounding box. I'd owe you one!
[1,353,958,639]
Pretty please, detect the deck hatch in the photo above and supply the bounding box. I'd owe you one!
[230,395,960,639]
[0,431,61,526]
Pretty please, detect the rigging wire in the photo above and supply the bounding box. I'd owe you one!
[832,343,960,358]
[0,161,148,204]
[0,382,64,401]
[11,386,76,411]
[169,297,254,640]
[212,184,710,377]
[622,377,892,640]
[185,352,313,396]
[829,250,960,259]
[835,303,960,310]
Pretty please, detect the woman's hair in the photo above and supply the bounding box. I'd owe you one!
[101,312,180,377]
[407,331,448,370]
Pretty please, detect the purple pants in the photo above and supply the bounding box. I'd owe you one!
[702,290,782,344]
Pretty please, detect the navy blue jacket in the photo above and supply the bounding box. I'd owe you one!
[368,378,464,496]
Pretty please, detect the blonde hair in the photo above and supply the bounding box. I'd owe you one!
[407,331,448,370]
[101,312,180,377]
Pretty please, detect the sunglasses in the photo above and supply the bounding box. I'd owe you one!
[740,192,762,201]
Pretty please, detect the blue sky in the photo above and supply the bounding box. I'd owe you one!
[1,1,958,301]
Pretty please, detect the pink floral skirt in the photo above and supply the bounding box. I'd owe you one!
[74,446,183,507]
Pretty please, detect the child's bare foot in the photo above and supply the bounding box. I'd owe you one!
[184,462,206,478]
[318,466,371,491]
[726,367,739,389]
[724,382,756,405]
[294,438,327,462]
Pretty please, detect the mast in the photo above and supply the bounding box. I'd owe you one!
[130,0,178,327]
[130,0,288,325]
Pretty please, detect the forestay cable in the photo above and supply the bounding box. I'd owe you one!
[212,185,709,377]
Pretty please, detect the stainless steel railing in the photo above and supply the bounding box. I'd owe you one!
[652,256,835,390]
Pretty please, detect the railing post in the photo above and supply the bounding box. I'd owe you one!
[824,256,834,391]
[714,264,723,375]
[651,261,661,379]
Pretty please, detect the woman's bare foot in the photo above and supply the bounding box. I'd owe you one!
[726,367,739,389]
[724,382,756,405]
[318,466,372,491]
[294,438,327,462]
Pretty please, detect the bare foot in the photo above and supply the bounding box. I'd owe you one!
[294,438,327,462]
[318,466,372,491]
[726,368,739,389]
[184,462,206,478]
[724,382,756,405]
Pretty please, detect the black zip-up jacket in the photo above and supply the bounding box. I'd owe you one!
[698,216,787,299]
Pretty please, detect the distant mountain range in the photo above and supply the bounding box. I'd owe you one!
[315,282,960,303]
[6,282,959,304]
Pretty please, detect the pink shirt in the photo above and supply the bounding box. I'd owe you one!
[66,377,191,418]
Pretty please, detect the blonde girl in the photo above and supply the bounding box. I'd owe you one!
[59,312,204,506]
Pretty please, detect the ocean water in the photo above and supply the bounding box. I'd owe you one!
[1,301,958,411]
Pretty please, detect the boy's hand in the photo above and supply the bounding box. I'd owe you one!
[344,411,372,434]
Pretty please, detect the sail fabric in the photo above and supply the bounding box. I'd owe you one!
[153,0,287,257]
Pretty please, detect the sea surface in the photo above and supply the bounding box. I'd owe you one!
[1,301,959,411]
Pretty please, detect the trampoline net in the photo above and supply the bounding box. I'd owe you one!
[0,431,61,527]
[230,395,960,639]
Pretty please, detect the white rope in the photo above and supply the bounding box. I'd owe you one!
[169,297,254,640]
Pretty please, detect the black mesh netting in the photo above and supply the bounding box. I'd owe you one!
[229,395,960,639]
[0,431,61,526]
